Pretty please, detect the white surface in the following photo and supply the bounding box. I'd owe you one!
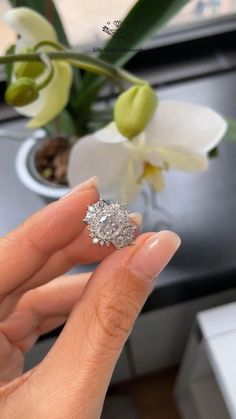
[197,301,236,338]
[191,375,230,419]
[176,301,236,419]
[206,331,236,419]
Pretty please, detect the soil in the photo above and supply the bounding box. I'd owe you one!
[35,137,71,185]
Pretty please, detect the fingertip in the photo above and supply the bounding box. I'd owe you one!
[130,230,181,282]
[156,230,181,250]
[61,176,99,200]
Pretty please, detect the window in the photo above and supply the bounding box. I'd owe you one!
[0,0,236,53]
[171,0,236,27]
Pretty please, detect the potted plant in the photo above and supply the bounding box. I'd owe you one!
[0,1,227,203]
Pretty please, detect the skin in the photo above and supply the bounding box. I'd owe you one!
[0,183,180,418]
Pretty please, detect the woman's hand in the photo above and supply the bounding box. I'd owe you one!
[0,177,180,418]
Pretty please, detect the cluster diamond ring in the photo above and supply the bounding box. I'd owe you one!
[83,200,137,249]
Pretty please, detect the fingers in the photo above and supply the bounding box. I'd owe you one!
[0,330,24,383]
[0,273,91,353]
[24,231,180,418]
[0,178,100,298]
[16,212,141,295]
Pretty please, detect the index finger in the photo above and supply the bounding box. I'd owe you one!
[0,177,99,297]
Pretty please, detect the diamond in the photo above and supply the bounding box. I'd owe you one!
[83,200,137,249]
[100,215,108,222]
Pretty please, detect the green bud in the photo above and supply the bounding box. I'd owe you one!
[114,84,158,139]
[5,78,39,107]
[14,48,45,79]
[14,60,45,79]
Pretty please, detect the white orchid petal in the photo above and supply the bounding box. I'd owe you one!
[4,7,58,48]
[24,62,72,128]
[68,134,140,202]
[94,122,127,143]
[146,100,227,153]
[133,157,143,179]
[15,89,44,118]
[157,146,209,171]
[120,162,142,203]
[145,149,164,167]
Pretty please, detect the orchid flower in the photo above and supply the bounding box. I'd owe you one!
[68,100,227,202]
[4,7,72,128]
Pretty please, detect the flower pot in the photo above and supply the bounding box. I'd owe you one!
[15,130,70,200]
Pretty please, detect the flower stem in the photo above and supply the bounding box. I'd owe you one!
[0,52,146,86]
[34,40,65,51]
[36,53,55,90]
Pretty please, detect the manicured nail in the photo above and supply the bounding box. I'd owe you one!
[128,212,142,226]
[130,231,181,282]
[61,176,99,199]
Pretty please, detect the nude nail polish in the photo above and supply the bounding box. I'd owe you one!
[61,176,99,199]
[130,231,181,282]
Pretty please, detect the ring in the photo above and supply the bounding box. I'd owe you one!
[83,200,137,249]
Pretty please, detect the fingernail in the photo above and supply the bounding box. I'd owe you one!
[130,231,181,282]
[61,176,99,199]
[128,212,142,226]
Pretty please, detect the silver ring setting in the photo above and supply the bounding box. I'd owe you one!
[83,200,137,249]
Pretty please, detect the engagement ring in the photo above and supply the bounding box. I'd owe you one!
[83,200,137,249]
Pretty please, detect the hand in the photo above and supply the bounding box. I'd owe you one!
[0,177,180,418]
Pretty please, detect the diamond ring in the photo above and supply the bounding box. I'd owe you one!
[83,200,137,249]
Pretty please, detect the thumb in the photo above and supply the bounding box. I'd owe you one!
[21,231,180,418]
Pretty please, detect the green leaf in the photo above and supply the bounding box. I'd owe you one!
[224,117,236,142]
[77,0,191,109]
[99,0,191,66]
[5,44,15,85]
[8,0,69,46]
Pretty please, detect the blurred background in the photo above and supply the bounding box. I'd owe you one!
[1,1,236,418]
[1,0,236,52]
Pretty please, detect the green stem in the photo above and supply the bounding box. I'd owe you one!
[36,54,54,90]
[0,52,145,86]
[34,40,66,51]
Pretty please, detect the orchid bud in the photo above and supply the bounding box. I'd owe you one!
[14,48,45,79]
[114,84,157,139]
[14,60,45,79]
[5,78,39,107]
